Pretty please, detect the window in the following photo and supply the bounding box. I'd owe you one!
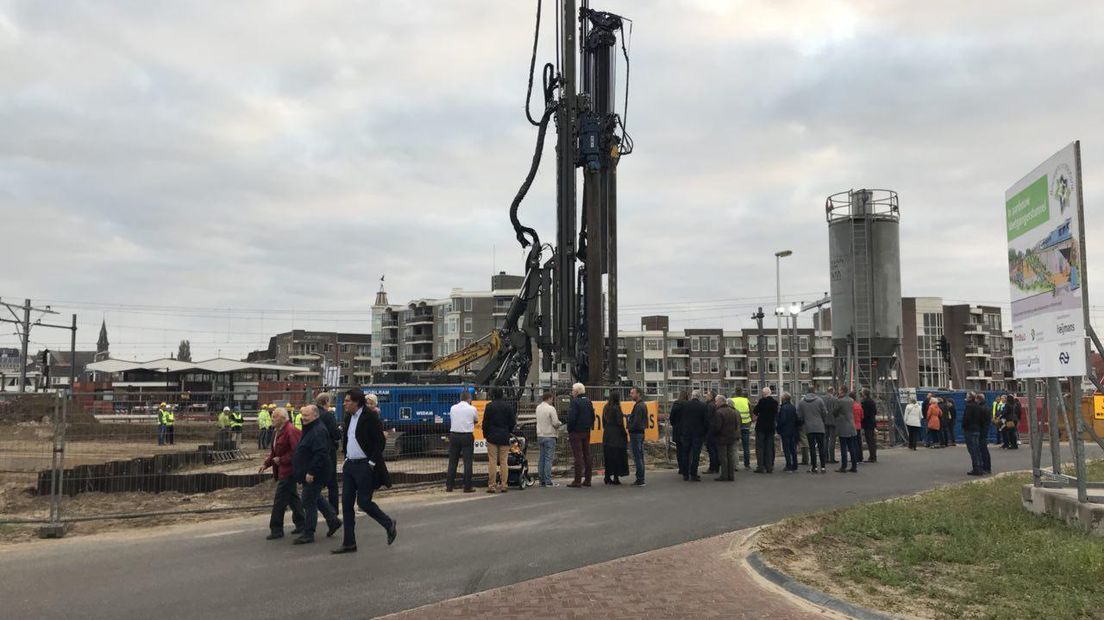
[618,338,625,348]
[324,343,333,353]
[645,338,662,351]
[782,360,791,373]
[710,358,720,374]
[691,338,700,352]
[340,360,350,369]
[635,358,642,373]
[768,360,777,374]
[767,336,777,352]
[691,359,701,373]
[799,336,809,352]
[709,336,719,352]
[748,337,759,352]
[634,339,642,352]
[464,297,473,311]
[800,359,809,374]
[340,344,350,353]
[447,317,457,334]
[463,317,473,333]
[749,359,759,374]
[645,359,664,373]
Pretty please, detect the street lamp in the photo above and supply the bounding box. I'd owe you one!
[774,250,792,393]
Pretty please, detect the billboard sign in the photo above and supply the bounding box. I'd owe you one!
[1005,141,1088,378]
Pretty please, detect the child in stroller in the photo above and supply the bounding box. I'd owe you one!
[506,435,535,489]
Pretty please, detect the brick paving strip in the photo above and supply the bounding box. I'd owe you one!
[382,528,852,620]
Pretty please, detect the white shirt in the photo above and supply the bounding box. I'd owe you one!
[449,401,479,433]
[536,401,563,437]
[346,408,368,460]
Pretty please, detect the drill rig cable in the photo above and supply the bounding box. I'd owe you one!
[524,0,543,126]
[509,65,557,251]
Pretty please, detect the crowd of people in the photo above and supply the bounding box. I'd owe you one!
[258,389,397,553]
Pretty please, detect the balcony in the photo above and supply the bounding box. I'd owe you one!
[963,322,987,335]
[381,319,399,330]
[966,369,992,380]
[407,353,434,363]
[381,341,399,349]
[354,355,372,361]
[724,348,746,357]
[725,370,747,380]
[668,369,689,379]
[965,346,989,357]
[408,314,435,327]
[669,347,689,357]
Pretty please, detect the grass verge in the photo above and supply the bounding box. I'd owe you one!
[758,462,1104,619]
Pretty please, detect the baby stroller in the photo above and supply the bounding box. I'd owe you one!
[506,435,535,490]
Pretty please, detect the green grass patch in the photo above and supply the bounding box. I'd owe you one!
[761,462,1104,619]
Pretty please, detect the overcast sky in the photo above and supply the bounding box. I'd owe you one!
[3,0,1104,361]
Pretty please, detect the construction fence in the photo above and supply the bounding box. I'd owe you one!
[0,385,681,532]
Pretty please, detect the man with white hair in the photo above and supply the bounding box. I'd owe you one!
[679,391,709,481]
[566,383,595,488]
[259,407,304,539]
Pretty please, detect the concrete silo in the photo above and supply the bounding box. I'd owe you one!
[826,189,902,390]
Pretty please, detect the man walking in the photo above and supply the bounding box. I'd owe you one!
[628,386,649,487]
[332,390,397,554]
[259,407,304,539]
[860,388,878,463]
[315,392,342,510]
[535,391,562,487]
[670,391,688,478]
[797,386,829,473]
[710,395,739,481]
[835,387,859,473]
[753,388,778,473]
[566,383,595,488]
[681,391,709,481]
[291,405,341,545]
[446,389,479,492]
[729,388,752,471]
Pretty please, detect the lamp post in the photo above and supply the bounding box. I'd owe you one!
[774,250,792,393]
[790,303,801,394]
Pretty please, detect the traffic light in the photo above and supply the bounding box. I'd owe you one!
[40,349,50,367]
[939,336,950,361]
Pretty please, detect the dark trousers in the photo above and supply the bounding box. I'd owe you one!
[630,433,645,483]
[964,431,982,473]
[825,426,838,462]
[301,477,338,538]
[740,428,751,469]
[269,478,304,532]
[717,442,735,480]
[705,438,719,472]
[780,431,798,470]
[675,436,687,476]
[839,436,859,470]
[939,422,949,447]
[755,431,775,472]
[569,432,592,484]
[855,428,864,460]
[907,426,920,450]
[943,425,954,446]
[326,449,339,510]
[979,433,992,472]
[808,432,827,470]
[684,435,704,478]
[863,427,877,461]
[447,432,475,490]
[341,459,393,548]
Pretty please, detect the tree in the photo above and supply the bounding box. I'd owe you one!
[177,340,192,362]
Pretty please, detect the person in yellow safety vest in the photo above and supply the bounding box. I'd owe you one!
[257,404,273,449]
[288,404,302,430]
[163,404,175,446]
[158,402,170,446]
[729,388,752,471]
[229,407,244,447]
[218,406,231,429]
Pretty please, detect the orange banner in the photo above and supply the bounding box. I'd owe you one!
[471,400,659,446]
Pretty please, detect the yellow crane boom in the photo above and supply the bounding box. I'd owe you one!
[429,332,502,373]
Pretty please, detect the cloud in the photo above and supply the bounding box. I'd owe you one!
[2,0,1104,359]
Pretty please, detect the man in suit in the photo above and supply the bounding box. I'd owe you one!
[679,391,709,481]
[752,387,778,473]
[332,389,397,554]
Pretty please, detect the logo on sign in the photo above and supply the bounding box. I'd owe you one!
[1059,352,1071,364]
[1056,322,1076,335]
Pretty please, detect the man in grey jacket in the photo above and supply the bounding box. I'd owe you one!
[834,387,858,473]
[822,389,838,464]
[797,386,829,473]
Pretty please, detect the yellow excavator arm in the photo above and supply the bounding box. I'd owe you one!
[429,331,502,373]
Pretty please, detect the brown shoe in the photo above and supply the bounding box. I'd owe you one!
[567,482,582,488]
[486,488,496,494]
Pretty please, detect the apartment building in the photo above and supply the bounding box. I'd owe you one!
[900,298,1015,392]
[245,330,372,386]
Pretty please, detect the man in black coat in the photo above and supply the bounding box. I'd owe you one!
[703,390,720,474]
[753,388,778,473]
[315,391,342,510]
[962,392,985,476]
[566,383,596,487]
[291,405,341,545]
[331,389,397,554]
[679,392,709,481]
[860,388,878,462]
[482,388,517,493]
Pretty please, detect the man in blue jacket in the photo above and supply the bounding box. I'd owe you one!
[292,405,341,545]
[566,383,595,488]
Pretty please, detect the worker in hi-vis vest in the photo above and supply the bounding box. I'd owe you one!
[729,389,752,470]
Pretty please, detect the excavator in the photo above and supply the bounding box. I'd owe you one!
[427,1,632,392]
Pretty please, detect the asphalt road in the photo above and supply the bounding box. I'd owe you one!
[0,444,1087,619]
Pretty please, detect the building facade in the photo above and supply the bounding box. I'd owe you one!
[246,330,371,386]
[900,298,1015,392]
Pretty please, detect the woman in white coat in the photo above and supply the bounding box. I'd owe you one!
[903,396,923,450]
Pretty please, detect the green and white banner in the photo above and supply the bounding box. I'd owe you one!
[1005,141,1087,378]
